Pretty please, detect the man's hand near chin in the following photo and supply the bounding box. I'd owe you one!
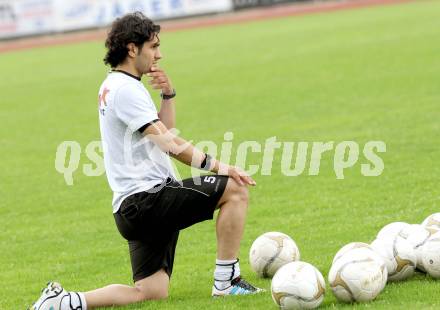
[148,65,176,129]
[147,65,174,95]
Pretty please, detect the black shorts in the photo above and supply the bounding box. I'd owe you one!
[114,175,229,282]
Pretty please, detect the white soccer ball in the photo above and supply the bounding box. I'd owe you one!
[250,232,300,278]
[398,224,439,271]
[421,231,440,278]
[370,235,416,281]
[422,213,440,230]
[333,243,387,290]
[376,222,410,240]
[332,242,370,264]
[329,248,385,303]
[271,261,325,309]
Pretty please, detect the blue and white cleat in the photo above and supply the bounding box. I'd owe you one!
[29,282,66,310]
[212,277,264,297]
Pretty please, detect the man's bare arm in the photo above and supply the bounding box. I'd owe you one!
[142,121,256,186]
[157,98,175,129]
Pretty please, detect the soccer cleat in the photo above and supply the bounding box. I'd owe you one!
[29,282,66,310]
[212,276,264,296]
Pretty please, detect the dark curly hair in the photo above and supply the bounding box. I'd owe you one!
[104,12,160,68]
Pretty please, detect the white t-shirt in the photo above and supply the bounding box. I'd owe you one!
[98,71,175,213]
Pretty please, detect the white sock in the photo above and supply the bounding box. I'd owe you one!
[214,258,240,290]
[60,292,87,310]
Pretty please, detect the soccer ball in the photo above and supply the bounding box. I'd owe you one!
[421,231,440,278]
[376,222,410,240]
[422,213,440,230]
[332,242,370,264]
[250,232,300,278]
[328,248,385,303]
[332,243,387,290]
[370,235,416,281]
[398,224,439,271]
[271,261,325,309]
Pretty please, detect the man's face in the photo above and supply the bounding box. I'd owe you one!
[134,34,162,75]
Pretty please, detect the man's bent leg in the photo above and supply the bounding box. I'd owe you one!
[212,178,264,296]
[84,269,169,308]
[216,178,249,260]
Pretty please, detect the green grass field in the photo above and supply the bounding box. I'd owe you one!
[1,1,440,309]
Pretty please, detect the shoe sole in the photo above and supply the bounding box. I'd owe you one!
[212,288,266,297]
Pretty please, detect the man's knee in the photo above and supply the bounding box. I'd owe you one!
[147,287,169,300]
[220,178,249,206]
[136,285,168,301]
[135,269,169,301]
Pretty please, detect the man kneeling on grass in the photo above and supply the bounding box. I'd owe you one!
[30,12,263,310]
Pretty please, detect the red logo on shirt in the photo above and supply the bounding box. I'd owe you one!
[98,87,110,107]
[98,87,110,115]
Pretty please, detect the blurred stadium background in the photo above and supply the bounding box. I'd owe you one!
[0,0,410,45]
[2,0,440,309]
